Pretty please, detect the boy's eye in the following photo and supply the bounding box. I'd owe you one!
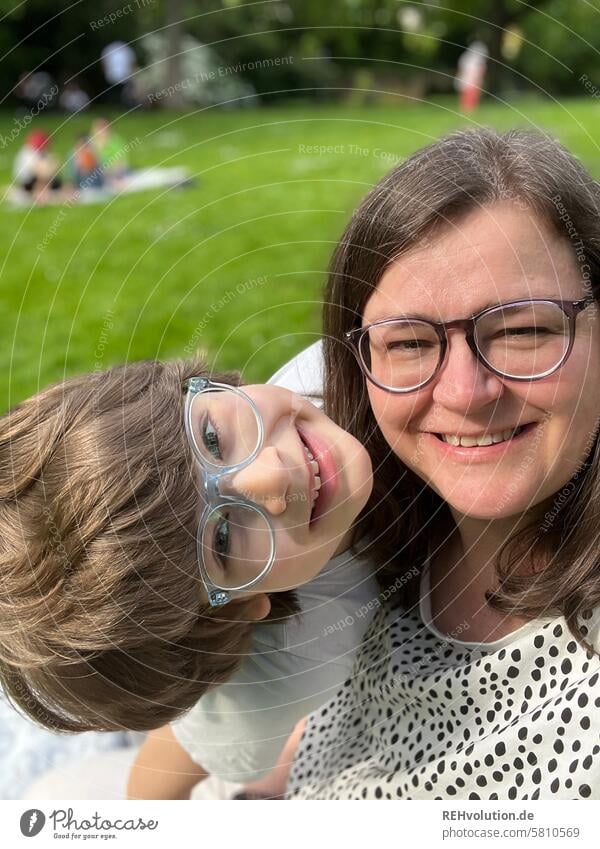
[201,415,222,460]
[213,516,230,564]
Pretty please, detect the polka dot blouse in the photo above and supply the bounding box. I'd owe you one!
[286,561,600,800]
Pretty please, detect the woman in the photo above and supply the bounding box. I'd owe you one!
[284,127,600,799]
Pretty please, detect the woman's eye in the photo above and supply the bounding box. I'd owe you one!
[498,326,552,340]
[507,326,538,336]
[201,415,222,459]
[387,339,434,351]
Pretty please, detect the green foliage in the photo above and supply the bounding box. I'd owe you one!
[1,1,598,101]
[515,0,600,95]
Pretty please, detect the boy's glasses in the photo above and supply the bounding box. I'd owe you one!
[345,297,595,394]
[183,377,276,608]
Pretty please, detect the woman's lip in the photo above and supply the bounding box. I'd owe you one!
[424,422,539,460]
[296,426,339,527]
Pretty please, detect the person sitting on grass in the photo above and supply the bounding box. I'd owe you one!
[12,130,63,202]
[69,134,104,190]
[91,118,130,183]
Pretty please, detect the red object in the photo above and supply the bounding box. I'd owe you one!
[26,129,50,150]
[460,83,482,113]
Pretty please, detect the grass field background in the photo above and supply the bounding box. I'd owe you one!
[1,96,599,413]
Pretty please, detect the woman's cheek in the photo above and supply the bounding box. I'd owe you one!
[367,386,425,454]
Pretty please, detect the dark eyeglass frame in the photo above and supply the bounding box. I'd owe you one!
[345,297,596,394]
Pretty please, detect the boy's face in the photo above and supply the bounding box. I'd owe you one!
[187,384,373,605]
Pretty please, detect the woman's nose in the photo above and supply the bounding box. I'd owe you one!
[431,330,504,411]
[227,446,290,516]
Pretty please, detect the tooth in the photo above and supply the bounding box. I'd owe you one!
[310,459,319,476]
[314,474,321,490]
[313,489,320,500]
[443,434,460,446]
[442,427,526,447]
[304,445,314,460]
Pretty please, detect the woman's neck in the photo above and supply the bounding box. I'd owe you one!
[427,512,537,642]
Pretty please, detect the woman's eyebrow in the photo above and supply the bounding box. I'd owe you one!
[365,299,522,323]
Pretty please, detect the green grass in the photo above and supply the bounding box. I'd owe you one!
[1,96,599,412]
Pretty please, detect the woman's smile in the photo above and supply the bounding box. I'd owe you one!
[423,420,540,462]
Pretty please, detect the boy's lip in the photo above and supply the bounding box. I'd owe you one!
[296,425,339,527]
[296,429,317,510]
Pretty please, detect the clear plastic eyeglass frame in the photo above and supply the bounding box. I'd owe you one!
[182,376,276,608]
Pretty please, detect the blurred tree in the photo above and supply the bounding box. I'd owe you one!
[0,0,161,101]
[164,0,185,108]
[514,0,600,96]
[0,0,597,105]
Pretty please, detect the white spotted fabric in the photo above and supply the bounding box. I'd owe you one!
[287,562,600,800]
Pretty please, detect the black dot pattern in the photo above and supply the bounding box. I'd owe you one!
[286,598,600,800]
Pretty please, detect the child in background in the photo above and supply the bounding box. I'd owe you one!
[12,130,63,201]
[0,356,378,799]
[69,134,103,189]
[91,118,130,183]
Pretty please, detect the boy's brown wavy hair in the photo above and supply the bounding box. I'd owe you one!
[0,358,299,733]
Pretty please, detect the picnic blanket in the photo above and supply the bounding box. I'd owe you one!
[4,166,193,208]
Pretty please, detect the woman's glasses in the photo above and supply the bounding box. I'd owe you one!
[183,377,276,608]
[345,297,596,394]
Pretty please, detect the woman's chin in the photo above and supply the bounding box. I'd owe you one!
[438,488,541,522]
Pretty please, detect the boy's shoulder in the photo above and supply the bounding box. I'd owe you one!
[258,549,379,665]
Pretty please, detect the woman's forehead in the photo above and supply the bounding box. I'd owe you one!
[363,204,583,322]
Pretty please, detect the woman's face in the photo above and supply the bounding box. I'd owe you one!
[188,384,373,598]
[362,202,600,522]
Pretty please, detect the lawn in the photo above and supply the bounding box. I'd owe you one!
[1,96,599,413]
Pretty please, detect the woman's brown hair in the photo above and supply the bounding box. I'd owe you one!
[323,127,600,653]
[0,357,299,733]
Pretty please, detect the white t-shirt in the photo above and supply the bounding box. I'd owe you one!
[171,340,377,781]
[268,340,323,406]
[287,560,600,799]
[172,549,379,781]
[13,147,40,183]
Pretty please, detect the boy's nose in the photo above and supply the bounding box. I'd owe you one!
[227,446,291,516]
